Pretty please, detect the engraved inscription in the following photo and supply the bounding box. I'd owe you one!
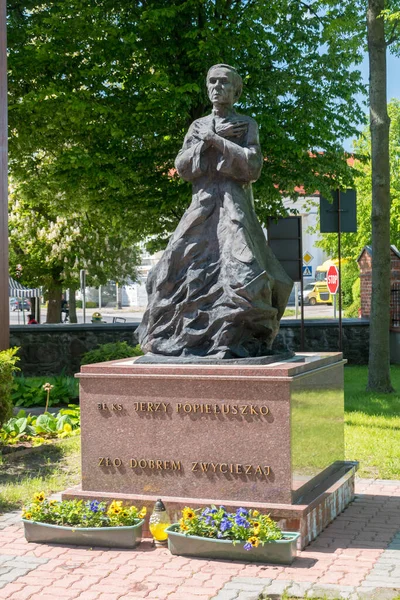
[98,403,123,411]
[191,462,271,477]
[176,403,269,415]
[133,402,170,412]
[129,459,182,471]
[98,457,123,467]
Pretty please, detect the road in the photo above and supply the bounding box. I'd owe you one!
[10,303,343,325]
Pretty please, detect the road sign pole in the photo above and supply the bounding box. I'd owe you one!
[337,189,343,352]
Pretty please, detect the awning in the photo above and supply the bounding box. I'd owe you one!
[9,277,41,298]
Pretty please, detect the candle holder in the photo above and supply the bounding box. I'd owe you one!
[149,499,171,547]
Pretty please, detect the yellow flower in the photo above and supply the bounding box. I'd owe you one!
[182,507,195,520]
[138,508,147,519]
[252,523,261,534]
[107,500,123,515]
[23,512,32,520]
[247,536,259,548]
[34,492,45,503]
[49,499,57,506]
[252,510,259,517]
[179,518,189,531]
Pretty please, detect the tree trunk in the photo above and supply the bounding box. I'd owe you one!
[46,281,62,323]
[367,0,394,392]
[68,287,77,323]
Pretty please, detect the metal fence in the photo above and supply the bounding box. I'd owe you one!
[391,283,400,328]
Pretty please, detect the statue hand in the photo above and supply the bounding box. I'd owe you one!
[193,121,216,143]
[215,120,248,139]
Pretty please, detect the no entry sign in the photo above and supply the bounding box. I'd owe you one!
[327,265,339,295]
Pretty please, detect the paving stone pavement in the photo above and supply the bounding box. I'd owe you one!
[0,479,399,600]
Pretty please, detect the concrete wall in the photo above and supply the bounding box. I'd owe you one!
[10,319,370,376]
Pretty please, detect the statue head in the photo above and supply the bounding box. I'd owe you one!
[206,64,243,107]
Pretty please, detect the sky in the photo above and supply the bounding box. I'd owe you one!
[343,51,400,151]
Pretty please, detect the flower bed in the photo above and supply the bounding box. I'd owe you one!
[166,505,300,564]
[22,494,146,548]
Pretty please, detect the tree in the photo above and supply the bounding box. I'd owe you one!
[7,0,366,251]
[8,182,140,322]
[366,0,400,392]
[316,101,400,259]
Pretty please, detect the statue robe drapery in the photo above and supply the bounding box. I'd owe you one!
[138,111,293,358]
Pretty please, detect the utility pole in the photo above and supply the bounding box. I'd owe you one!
[0,0,9,350]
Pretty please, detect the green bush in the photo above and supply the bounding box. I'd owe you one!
[75,300,98,308]
[81,341,143,365]
[341,261,360,309]
[12,375,79,408]
[345,278,361,318]
[0,348,20,428]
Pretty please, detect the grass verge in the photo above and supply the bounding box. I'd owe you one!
[345,365,400,479]
[0,436,80,513]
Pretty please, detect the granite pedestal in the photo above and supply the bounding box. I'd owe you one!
[63,352,356,548]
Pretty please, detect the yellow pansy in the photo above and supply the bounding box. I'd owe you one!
[34,492,45,503]
[247,536,259,548]
[182,507,195,520]
[107,500,123,515]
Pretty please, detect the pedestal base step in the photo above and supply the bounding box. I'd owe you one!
[62,462,357,549]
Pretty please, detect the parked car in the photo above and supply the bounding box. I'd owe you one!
[298,282,333,306]
[10,298,31,311]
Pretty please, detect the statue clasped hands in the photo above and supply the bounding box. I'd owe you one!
[193,118,248,145]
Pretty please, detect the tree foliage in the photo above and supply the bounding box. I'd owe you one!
[316,99,400,263]
[7,0,366,250]
[9,187,140,291]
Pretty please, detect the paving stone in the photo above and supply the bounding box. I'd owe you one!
[285,581,313,597]
[224,582,266,592]
[355,588,400,600]
[260,580,292,595]
[236,593,262,600]
[230,578,272,586]
[307,585,353,599]
[210,591,239,600]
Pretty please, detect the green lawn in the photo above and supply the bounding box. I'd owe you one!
[0,436,80,513]
[345,365,400,479]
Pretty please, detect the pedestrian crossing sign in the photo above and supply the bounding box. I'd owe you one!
[302,265,313,277]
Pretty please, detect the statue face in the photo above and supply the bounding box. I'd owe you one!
[207,67,236,108]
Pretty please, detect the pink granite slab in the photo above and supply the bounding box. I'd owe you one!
[78,353,344,505]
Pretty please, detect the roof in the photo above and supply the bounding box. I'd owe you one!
[9,277,40,298]
[357,245,400,262]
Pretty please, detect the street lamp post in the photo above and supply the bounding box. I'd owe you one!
[0,0,9,350]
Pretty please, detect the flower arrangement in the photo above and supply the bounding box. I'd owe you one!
[178,505,283,550]
[22,493,146,528]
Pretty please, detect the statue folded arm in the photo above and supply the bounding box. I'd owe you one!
[175,117,262,183]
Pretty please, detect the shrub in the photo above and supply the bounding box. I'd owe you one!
[0,348,20,428]
[344,278,361,318]
[12,375,79,408]
[81,341,143,365]
[341,261,360,309]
